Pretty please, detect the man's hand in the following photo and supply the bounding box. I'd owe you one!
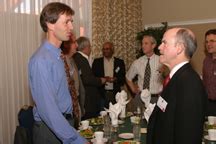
[131,84,140,95]
[105,76,116,82]
[100,77,107,84]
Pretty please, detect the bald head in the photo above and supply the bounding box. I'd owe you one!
[102,42,114,59]
[159,28,197,69]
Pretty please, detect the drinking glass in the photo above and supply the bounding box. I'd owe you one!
[133,124,141,141]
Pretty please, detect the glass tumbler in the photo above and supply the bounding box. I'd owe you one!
[133,124,141,141]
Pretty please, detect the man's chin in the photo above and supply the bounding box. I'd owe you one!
[159,57,165,64]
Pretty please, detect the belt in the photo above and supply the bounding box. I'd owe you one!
[62,113,73,120]
[151,94,159,97]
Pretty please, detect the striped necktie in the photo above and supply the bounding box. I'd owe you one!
[143,58,151,89]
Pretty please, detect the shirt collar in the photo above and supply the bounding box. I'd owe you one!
[78,51,89,60]
[144,53,155,60]
[170,61,189,78]
[103,56,114,62]
[44,41,62,58]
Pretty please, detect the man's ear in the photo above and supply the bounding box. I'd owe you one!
[176,42,184,55]
[47,22,54,31]
[152,43,157,50]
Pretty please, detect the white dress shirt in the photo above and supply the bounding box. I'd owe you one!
[104,57,114,90]
[126,54,163,94]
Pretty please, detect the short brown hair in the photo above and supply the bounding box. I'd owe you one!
[205,29,216,38]
[40,2,74,32]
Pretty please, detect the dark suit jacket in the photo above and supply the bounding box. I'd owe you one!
[92,57,126,97]
[147,63,207,144]
[73,53,103,118]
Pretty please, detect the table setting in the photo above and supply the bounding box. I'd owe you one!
[77,90,147,144]
[203,116,216,144]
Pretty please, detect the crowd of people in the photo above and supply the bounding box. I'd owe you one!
[28,2,216,144]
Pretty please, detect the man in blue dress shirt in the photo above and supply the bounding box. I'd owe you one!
[28,2,87,144]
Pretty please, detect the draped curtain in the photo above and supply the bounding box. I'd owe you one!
[92,0,142,70]
[0,0,91,143]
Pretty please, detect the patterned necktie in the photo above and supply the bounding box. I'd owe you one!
[143,58,151,89]
[61,53,80,119]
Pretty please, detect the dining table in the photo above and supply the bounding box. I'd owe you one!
[81,114,216,144]
[84,113,147,144]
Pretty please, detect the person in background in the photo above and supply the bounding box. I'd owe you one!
[28,2,87,144]
[203,29,216,116]
[146,28,207,144]
[92,42,126,108]
[73,36,107,120]
[126,35,163,110]
[61,33,86,128]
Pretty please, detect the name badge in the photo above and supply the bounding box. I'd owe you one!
[115,67,120,73]
[78,69,82,75]
[157,96,168,112]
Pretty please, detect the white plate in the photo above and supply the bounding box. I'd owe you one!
[113,141,140,144]
[204,135,216,141]
[118,133,134,139]
[78,126,92,130]
[91,138,108,143]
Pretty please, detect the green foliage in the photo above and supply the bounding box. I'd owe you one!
[136,22,168,58]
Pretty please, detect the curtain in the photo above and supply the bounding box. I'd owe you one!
[92,0,142,70]
[0,0,91,143]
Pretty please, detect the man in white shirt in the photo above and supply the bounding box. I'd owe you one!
[126,35,163,109]
[92,42,126,108]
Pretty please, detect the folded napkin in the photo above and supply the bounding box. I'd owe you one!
[115,90,130,118]
[140,89,151,108]
[115,90,127,103]
[107,102,122,126]
[144,103,156,122]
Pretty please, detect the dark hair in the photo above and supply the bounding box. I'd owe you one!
[175,28,197,58]
[60,41,70,55]
[205,29,216,38]
[40,2,74,32]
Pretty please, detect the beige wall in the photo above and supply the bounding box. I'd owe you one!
[141,0,216,75]
[184,23,216,75]
[141,0,216,25]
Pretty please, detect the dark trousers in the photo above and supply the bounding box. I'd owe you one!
[81,111,99,120]
[33,118,74,144]
[206,99,216,116]
[104,90,116,108]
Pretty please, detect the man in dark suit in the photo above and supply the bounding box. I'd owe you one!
[146,28,207,144]
[92,42,126,109]
[73,37,107,120]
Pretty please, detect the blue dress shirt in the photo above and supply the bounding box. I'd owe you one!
[28,41,87,144]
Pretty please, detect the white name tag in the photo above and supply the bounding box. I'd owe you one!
[78,69,82,75]
[115,67,120,73]
[157,96,168,112]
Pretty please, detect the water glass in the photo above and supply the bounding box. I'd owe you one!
[133,124,141,141]
[104,124,111,139]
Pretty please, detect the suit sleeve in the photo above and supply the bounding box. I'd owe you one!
[115,59,126,86]
[174,73,207,144]
[74,54,102,87]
